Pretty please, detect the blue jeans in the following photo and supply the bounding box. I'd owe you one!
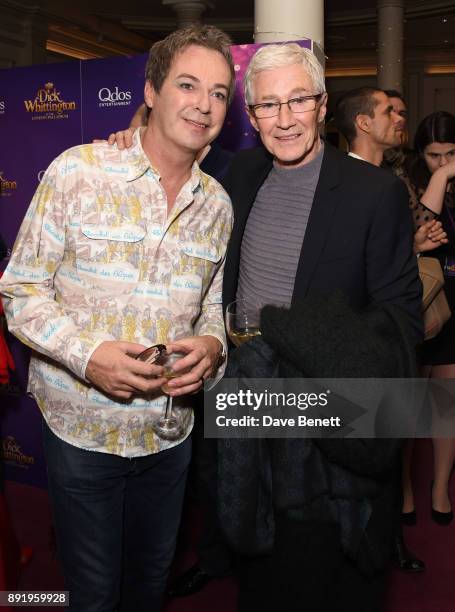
[43,422,191,612]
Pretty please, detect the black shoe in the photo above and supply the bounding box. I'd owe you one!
[432,508,453,525]
[392,535,425,573]
[167,564,213,598]
[401,510,417,526]
[431,480,453,525]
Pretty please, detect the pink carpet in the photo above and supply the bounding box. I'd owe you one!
[4,438,454,611]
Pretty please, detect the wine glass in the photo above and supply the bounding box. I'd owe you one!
[154,350,191,440]
[225,299,261,347]
[136,345,190,440]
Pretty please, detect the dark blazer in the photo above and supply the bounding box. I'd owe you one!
[200,142,233,183]
[222,142,423,342]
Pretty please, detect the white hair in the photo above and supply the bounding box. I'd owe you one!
[244,43,326,105]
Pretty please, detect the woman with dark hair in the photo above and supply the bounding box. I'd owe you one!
[402,111,455,526]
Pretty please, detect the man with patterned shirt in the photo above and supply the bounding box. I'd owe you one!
[0,25,234,612]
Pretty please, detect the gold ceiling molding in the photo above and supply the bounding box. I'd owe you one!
[325,67,377,78]
[45,41,101,60]
[425,64,455,74]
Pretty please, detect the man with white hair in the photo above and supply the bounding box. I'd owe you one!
[220,43,422,611]
[223,43,420,338]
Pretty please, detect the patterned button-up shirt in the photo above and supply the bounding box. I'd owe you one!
[0,129,232,457]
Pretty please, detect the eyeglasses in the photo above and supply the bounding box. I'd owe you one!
[249,93,325,119]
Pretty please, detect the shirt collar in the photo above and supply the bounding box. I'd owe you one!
[348,151,367,162]
[126,127,203,195]
[125,128,152,182]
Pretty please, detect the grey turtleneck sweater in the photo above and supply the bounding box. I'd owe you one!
[236,143,324,310]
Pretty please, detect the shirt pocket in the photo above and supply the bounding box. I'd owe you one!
[170,243,222,323]
[75,215,146,293]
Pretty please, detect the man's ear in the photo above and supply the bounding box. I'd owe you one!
[355,114,371,134]
[144,81,155,110]
[246,105,259,132]
[317,93,328,124]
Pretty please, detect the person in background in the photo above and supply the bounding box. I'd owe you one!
[401,111,455,527]
[0,24,233,612]
[386,89,408,124]
[348,91,452,533]
[334,87,447,573]
[382,88,409,174]
[336,88,454,572]
[335,86,403,166]
[335,87,447,257]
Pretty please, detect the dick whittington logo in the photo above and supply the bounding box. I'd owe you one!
[24,82,77,120]
[0,170,17,196]
[2,435,35,468]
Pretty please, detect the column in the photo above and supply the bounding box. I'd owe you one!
[162,1,212,28]
[254,0,324,63]
[377,0,404,92]
[404,58,424,141]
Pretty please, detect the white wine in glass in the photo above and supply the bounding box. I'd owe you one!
[226,300,261,347]
[154,350,190,440]
[136,346,189,440]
